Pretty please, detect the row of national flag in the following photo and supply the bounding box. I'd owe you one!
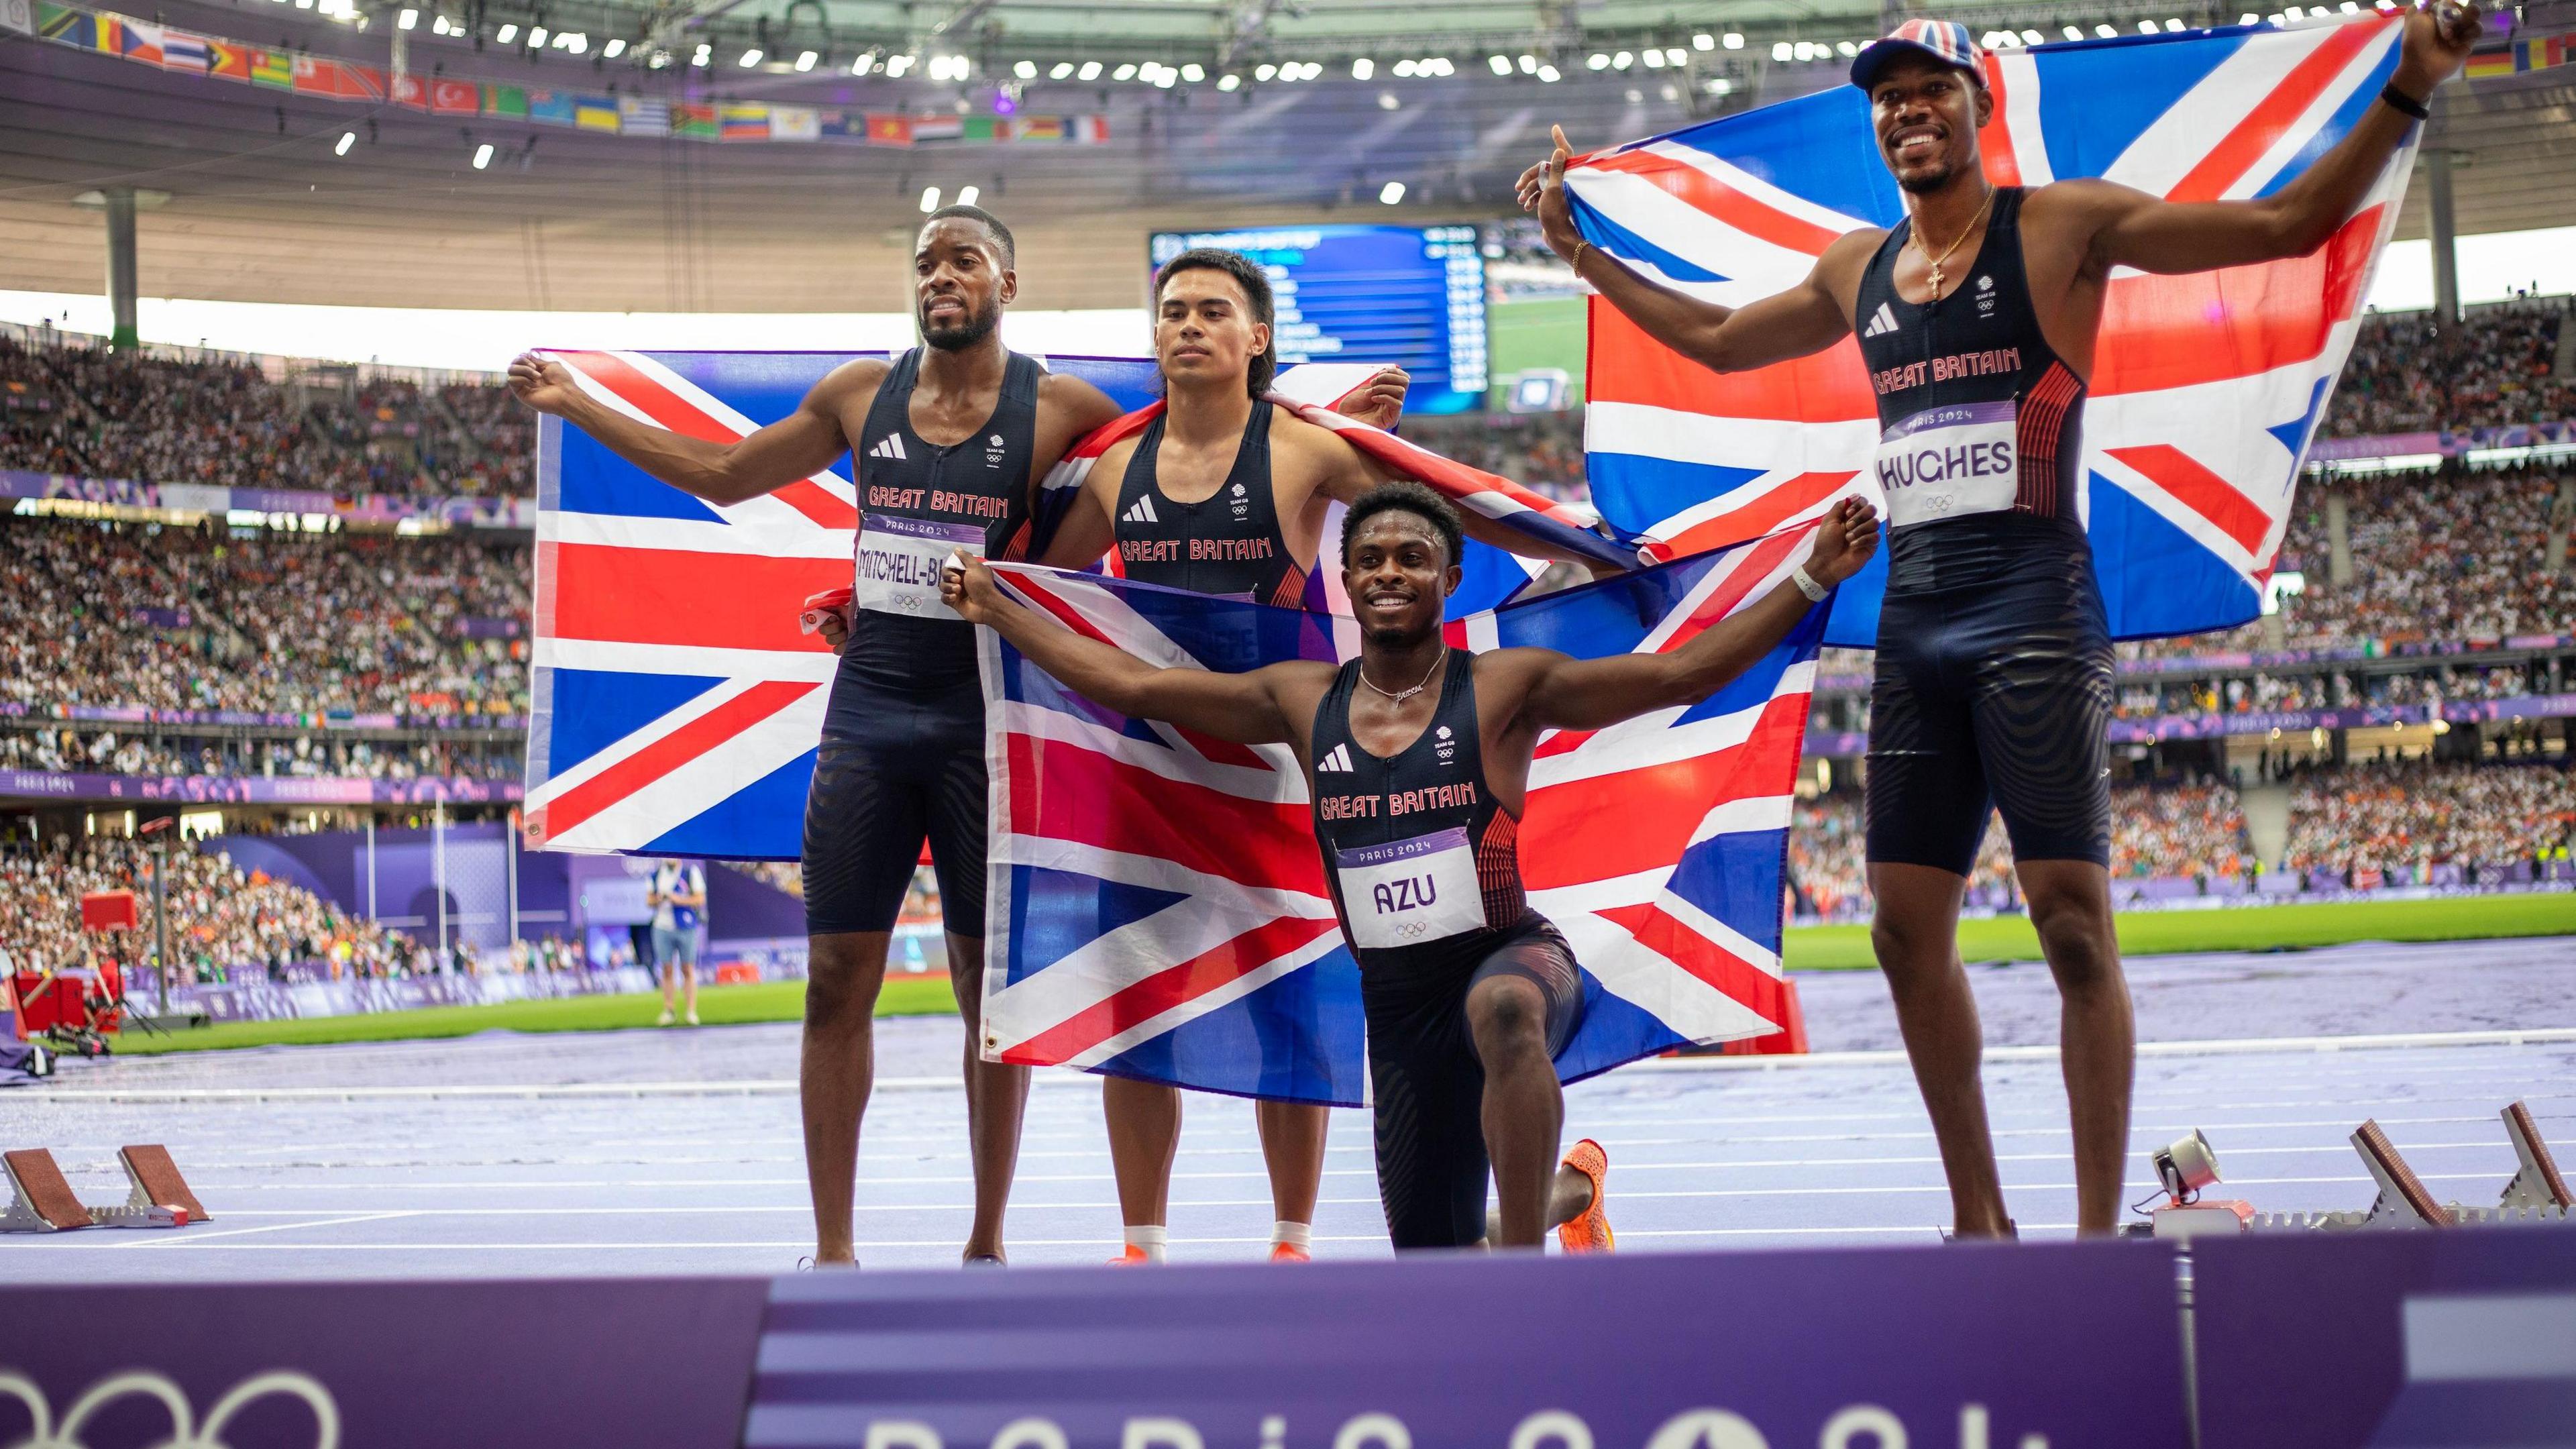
[13,0,1110,147]
[2465,30,2573,79]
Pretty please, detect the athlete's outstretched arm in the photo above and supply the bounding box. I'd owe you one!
[1516,125,1866,375]
[507,352,868,506]
[1515,499,1880,731]
[941,553,1315,745]
[2076,3,2481,273]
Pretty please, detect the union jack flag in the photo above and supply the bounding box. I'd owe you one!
[1570,13,2418,645]
[528,354,1628,857]
[978,526,1825,1104]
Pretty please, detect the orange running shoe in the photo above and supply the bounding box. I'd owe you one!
[1269,1241,1311,1263]
[1556,1138,1615,1254]
[1107,1244,1153,1266]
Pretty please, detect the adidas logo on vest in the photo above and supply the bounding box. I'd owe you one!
[867,435,908,461]
[1862,301,1900,338]
[1121,496,1160,526]
[1316,743,1354,773]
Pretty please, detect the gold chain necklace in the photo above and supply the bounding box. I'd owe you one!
[1360,650,1445,706]
[1910,186,1996,301]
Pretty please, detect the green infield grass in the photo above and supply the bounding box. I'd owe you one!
[89,893,2572,1054]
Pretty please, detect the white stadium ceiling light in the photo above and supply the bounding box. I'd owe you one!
[1772,40,1792,60]
[1518,54,1538,72]
[1352,57,1375,78]
[1489,54,1511,74]
[493,22,517,43]
[1014,59,1036,78]
[1667,47,1687,64]
[1612,50,1632,68]
[2096,22,2118,36]
[957,185,979,205]
[1708,76,1732,95]
[396,7,417,28]
[1837,40,1860,56]
[795,49,816,70]
[1049,60,1073,78]
[2238,10,2261,19]
[1393,58,1415,76]
[1588,52,1609,69]
[1537,63,1559,81]
[1642,48,1664,68]
[1217,72,1240,90]
[602,36,625,56]
[1154,66,1176,87]
[564,32,588,53]
[335,130,356,155]
[429,14,448,33]
[527,26,545,46]
[1379,180,1405,204]
[1378,91,1399,109]
[2023,29,2045,44]
[1112,62,1136,80]
[1724,32,1744,48]
[1692,33,1714,50]
[1182,62,1203,81]
[920,185,941,212]
[1077,59,1100,78]
[2138,19,2158,33]
[2063,23,2085,38]
[472,142,493,169]
[739,47,762,66]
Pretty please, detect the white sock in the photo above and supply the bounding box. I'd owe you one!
[1124,1224,1167,1263]
[1271,1220,1311,1251]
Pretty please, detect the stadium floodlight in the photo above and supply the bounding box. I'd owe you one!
[430,13,447,32]
[1724,31,1744,48]
[1181,62,1203,81]
[2239,11,2260,20]
[602,36,625,56]
[1772,40,1792,60]
[1589,52,1610,68]
[1708,76,1732,95]
[2339,1,2359,9]
[1666,47,1687,64]
[472,142,493,168]
[494,23,517,43]
[1153,66,1176,87]
[1352,57,1375,78]
[1254,62,1275,80]
[1837,39,1860,56]
[1641,48,1664,68]
[2064,23,2086,39]
[1489,54,1511,74]
[739,47,761,66]
[2023,29,2045,45]
[1014,59,1036,78]
[792,48,814,70]
[1077,59,1101,78]
[397,7,417,28]
[1379,180,1405,205]
[2095,23,2118,36]
[1611,50,1632,68]
[1692,33,1714,50]
[564,32,587,53]
[1393,58,1415,76]
[1048,60,1071,77]
[526,25,545,46]
[1217,72,1240,90]
[1538,63,1560,80]
[2137,19,2158,33]
[920,185,941,212]
[957,184,979,205]
[335,130,356,155]
[1518,54,1537,72]
[1112,62,1136,80]
[1378,91,1398,109]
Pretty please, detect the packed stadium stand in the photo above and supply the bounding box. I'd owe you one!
[1,300,2569,965]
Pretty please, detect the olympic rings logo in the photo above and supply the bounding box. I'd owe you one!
[0,1368,339,1449]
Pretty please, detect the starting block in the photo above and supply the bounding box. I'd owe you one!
[2246,1102,2576,1232]
[2499,1099,2573,1212]
[1,1144,207,1232]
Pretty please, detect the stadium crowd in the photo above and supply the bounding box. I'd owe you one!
[2281,759,2576,877]
[2326,299,2574,438]
[0,839,409,982]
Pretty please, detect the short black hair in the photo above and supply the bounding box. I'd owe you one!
[921,204,1015,266]
[1152,247,1276,397]
[1340,480,1463,570]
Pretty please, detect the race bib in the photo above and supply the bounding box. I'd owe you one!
[1872,400,2019,527]
[1334,826,1486,951]
[853,516,983,619]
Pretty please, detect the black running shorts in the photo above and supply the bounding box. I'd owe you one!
[1863,551,2114,876]
[1361,914,1585,1250]
[800,667,989,939]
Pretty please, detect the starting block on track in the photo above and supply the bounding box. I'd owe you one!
[2246,1103,2576,1232]
[1,1144,205,1232]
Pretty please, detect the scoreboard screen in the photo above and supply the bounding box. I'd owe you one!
[1146,224,1488,414]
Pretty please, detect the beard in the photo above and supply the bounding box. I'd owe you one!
[920,297,1001,351]
[1895,156,1960,195]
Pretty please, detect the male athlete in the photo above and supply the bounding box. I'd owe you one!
[1521,4,2482,1234]
[506,205,1128,1267]
[949,483,1880,1248]
[1036,248,1611,1265]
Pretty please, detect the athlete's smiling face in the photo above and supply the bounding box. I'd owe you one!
[1870,54,1992,195]
[1155,268,1269,392]
[1341,511,1460,647]
[914,219,1014,351]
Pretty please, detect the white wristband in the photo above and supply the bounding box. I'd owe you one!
[1791,565,1829,602]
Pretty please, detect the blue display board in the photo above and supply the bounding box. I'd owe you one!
[1147,224,1488,414]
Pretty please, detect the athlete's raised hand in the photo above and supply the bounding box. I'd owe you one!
[1337,366,1411,429]
[506,352,581,415]
[1804,497,1881,587]
[1514,125,1585,264]
[2396,0,2484,94]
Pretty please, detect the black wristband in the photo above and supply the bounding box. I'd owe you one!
[2379,81,2430,120]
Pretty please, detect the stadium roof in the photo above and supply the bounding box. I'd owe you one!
[3,0,2572,313]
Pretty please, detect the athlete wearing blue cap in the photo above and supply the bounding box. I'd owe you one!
[1522,3,2483,1236]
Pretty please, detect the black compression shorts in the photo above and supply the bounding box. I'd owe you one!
[1361,914,1585,1250]
[801,669,989,938]
[1863,555,2114,876]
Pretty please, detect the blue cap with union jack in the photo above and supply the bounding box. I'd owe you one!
[1849,19,1988,91]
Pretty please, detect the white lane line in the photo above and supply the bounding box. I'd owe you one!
[28,1026,2572,1102]
[114,1211,422,1246]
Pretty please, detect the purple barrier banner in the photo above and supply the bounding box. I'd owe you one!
[1805,729,1868,757]
[2308,429,2443,461]
[2108,703,2431,743]
[0,769,521,804]
[0,1277,767,1449]
[0,466,534,529]
[0,700,527,730]
[2196,1226,2576,1449]
[455,614,526,639]
[2445,691,2576,724]
[2306,419,2575,462]
[746,1242,2190,1448]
